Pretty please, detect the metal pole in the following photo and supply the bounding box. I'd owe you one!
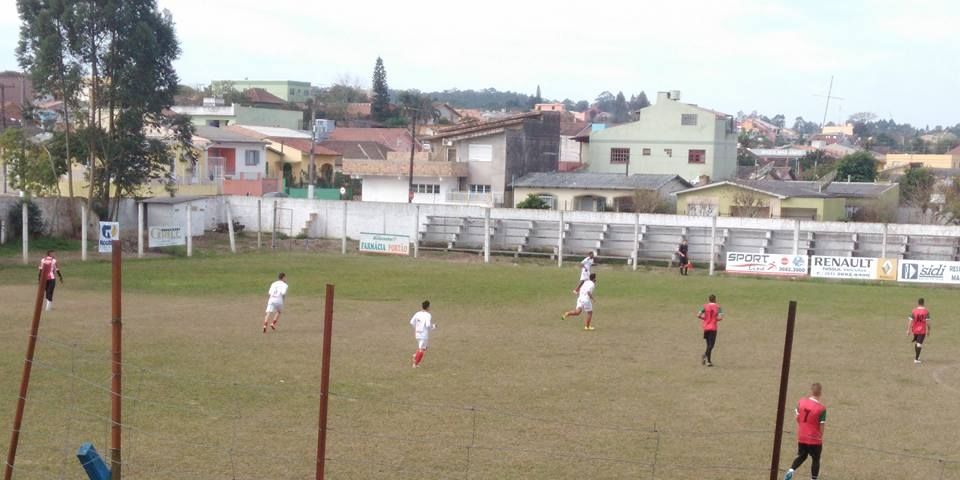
[226,200,236,254]
[633,213,640,271]
[186,202,193,257]
[769,300,798,480]
[792,219,800,255]
[3,263,50,480]
[22,201,28,264]
[137,202,144,258]
[881,223,888,259]
[709,215,717,276]
[272,200,277,250]
[407,111,417,203]
[557,210,564,268]
[110,240,123,480]
[483,208,490,264]
[341,202,347,255]
[316,283,335,480]
[257,199,262,249]
[81,204,88,261]
[413,205,420,258]
[1,220,5,245]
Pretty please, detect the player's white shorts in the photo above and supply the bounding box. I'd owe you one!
[580,270,590,281]
[576,299,593,312]
[416,337,429,349]
[266,301,283,313]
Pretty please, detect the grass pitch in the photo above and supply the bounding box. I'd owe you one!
[1,250,959,479]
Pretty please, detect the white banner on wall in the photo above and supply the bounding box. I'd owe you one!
[897,260,960,284]
[98,222,119,253]
[148,226,186,248]
[725,252,809,277]
[811,256,877,280]
[359,232,410,256]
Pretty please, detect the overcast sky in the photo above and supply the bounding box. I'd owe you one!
[1,0,958,127]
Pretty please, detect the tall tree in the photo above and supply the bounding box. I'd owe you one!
[835,151,877,182]
[629,91,650,111]
[529,85,542,109]
[371,57,390,121]
[612,91,629,124]
[16,0,83,198]
[18,0,192,218]
[898,167,936,212]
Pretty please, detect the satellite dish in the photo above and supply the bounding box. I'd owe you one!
[339,187,346,195]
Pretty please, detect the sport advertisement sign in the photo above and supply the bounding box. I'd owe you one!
[810,256,898,281]
[725,252,808,277]
[897,260,960,284]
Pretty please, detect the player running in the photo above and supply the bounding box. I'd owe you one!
[697,294,723,366]
[573,251,595,294]
[38,250,64,311]
[410,300,436,368]
[263,273,288,333]
[562,273,596,330]
[907,298,931,364]
[784,382,827,480]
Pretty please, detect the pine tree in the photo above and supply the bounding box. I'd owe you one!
[613,91,629,124]
[371,57,390,121]
[635,91,650,109]
[529,85,543,110]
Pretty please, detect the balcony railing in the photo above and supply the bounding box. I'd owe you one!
[445,191,505,207]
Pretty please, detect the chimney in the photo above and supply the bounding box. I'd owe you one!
[669,90,681,101]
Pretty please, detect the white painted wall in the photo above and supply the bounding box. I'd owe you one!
[145,202,206,237]
[359,176,461,204]
[235,146,268,179]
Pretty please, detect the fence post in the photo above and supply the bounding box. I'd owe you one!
[793,219,800,255]
[109,240,123,480]
[22,201,28,264]
[186,202,193,257]
[315,284,335,480]
[137,202,144,258]
[769,301,798,480]
[413,205,420,259]
[272,200,278,250]
[557,210,564,268]
[1,220,5,245]
[341,202,347,255]
[257,199,262,249]
[709,215,717,276]
[483,207,491,264]
[226,199,236,254]
[881,223,888,259]
[632,213,640,271]
[81,204,88,261]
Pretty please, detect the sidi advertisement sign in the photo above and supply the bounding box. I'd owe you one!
[898,260,960,284]
[725,252,808,277]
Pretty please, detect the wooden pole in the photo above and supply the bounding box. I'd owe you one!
[316,284,335,480]
[109,240,123,480]
[769,300,798,480]
[3,264,50,480]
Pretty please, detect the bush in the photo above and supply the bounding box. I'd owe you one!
[516,194,551,209]
[5,198,44,237]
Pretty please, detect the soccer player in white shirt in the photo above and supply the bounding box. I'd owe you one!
[562,273,596,330]
[263,273,288,333]
[410,300,437,368]
[573,251,595,294]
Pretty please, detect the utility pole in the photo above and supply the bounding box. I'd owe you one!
[407,107,418,203]
[0,83,10,194]
[815,76,845,129]
[307,99,317,199]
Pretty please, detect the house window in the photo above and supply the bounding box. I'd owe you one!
[681,114,698,126]
[468,144,493,162]
[664,148,673,157]
[447,148,457,162]
[414,184,440,194]
[642,148,651,156]
[610,148,630,164]
[289,88,295,95]
[469,184,491,193]
[244,150,260,166]
[688,149,706,164]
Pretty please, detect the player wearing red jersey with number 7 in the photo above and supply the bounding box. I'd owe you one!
[784,382,826,480]
[907,297,931,364]
[697,294,723,367]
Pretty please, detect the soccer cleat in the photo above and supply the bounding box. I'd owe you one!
[783,468,794,480]
[701,355,707,366]
[262,326,267,333]
[914,359,922,364]
[585,326,595,331]
[706,362,714,367]
[270,322,277,330]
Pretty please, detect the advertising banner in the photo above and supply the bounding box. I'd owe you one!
[897,260,960,284]
[148,226,186,248]
[725,252,808,277]
[359,232,410,256]
[811,256,880,280]
[98,222,119,253]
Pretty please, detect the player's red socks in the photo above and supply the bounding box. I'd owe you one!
[414,350,424,366]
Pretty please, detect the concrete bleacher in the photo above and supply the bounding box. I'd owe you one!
[599,224,637,262]
[811,232,856,257]
[724,229,768,253]
[768,230,812,255]
[419,216,463,249]
[491,219,532,253]
[526,220,560,254]
[904,236,959,261]
[563,222,605,256]
[854,233,907,258]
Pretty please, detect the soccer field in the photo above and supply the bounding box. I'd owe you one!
[1,251,959,479]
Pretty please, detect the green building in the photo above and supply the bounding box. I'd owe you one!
[218,80,313,104]
[171,104,304,130]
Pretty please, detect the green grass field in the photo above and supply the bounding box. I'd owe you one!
[1,250,959,479]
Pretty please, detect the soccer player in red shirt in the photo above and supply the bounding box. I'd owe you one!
[697,294,723,366]
[38,250,64,311]
[784,382,826,480]
[907,298,932,364]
